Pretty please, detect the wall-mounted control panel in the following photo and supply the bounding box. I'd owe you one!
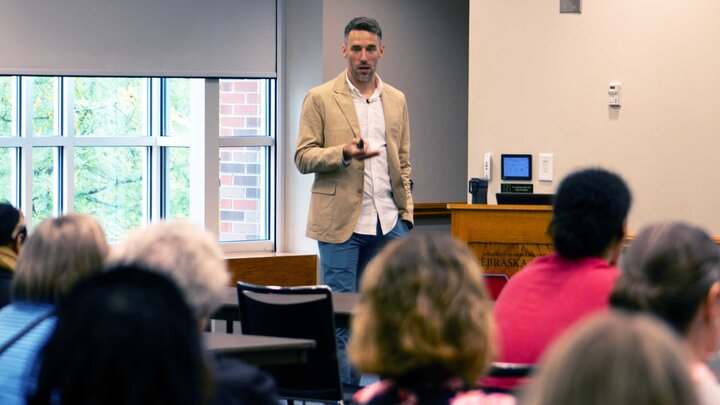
[483,153,492,180]
[609,82,622,107]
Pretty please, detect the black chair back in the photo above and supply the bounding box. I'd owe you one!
[480,362,535,395]
[236,281,343,403]
[487,362,534,378]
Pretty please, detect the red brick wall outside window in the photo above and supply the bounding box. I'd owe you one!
[218,79,267,242]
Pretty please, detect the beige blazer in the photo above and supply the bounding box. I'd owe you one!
[295,71,413,244]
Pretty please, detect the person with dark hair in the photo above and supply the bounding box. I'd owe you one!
[610,222,720,405]
[0,203,26,308]
[295,16,413,385]
[487,168,631,391]
[349,234,515,404]
[30,265,209,405]
[0,214,108,405]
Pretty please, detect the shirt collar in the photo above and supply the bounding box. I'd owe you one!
[345,70,383,101]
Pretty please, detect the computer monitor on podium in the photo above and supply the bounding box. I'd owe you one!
[496,193,554,206]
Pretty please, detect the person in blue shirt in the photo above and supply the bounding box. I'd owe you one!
[0,214,107,405]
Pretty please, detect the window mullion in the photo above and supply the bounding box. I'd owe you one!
[269,77,278,251]
[18,145,32,226]
[151,78,162,221]
[189,79,219,236]
[19,77,33,225]
[62,77,74,214]
[217,136,274,147]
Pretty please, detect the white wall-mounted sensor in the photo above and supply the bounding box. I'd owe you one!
[483,152,492,180]
[608,82,622,107]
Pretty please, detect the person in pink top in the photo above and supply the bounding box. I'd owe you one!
[487,168,632,392]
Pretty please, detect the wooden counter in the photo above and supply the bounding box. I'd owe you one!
[448,204,554,277]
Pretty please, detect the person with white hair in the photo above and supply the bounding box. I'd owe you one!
[107,220,278,405]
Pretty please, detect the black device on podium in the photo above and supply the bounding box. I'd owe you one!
[469,178,488,204]
[496,193,554,205]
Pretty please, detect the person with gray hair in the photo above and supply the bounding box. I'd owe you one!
[107,220,278,405]
[107,220,228,323]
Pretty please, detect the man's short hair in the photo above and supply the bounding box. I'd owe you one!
[549,168,632,258]
[344,17,382,40]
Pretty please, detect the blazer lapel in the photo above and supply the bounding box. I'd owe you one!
[332,73,361,138]
[381,87,402,153]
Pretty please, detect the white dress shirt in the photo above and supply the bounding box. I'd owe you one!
[346,72,399,236]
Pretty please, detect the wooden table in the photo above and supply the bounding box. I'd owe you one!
[204,332,315,366]
[211,288,359,333]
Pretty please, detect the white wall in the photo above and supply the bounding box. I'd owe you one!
[469,0,720,234]
[283,0,324,253]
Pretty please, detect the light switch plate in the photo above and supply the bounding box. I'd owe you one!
[483,153,492,180]
[539,153,553,182]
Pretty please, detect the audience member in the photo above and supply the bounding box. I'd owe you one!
[0,204,26,308]
[523,311,699,405]
[488,168,631,391]
[106,220,278,405]
[349,234,516,404]
[0,214,108,405]
[610,222,720,405]
[30,265,209,405]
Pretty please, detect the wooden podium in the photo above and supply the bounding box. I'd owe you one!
[448,204,554,278]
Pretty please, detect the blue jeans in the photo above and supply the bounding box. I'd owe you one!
[318,218,409,385]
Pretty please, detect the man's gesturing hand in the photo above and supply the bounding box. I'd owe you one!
[343,138,380,161]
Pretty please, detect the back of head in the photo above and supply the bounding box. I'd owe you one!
[106,220,229,320]
[32,265,207,405]
[0,203,25,247]
[349,234,494,385]
[12,214,108,304]
[524,311,698,405]
[344,17,382,40]
[549,168,631,258]
[610,222,720,334]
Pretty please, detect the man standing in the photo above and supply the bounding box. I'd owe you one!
[295,17,413,384]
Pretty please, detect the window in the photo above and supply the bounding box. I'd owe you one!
[218,79,274,242]
[0,76,275,249]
